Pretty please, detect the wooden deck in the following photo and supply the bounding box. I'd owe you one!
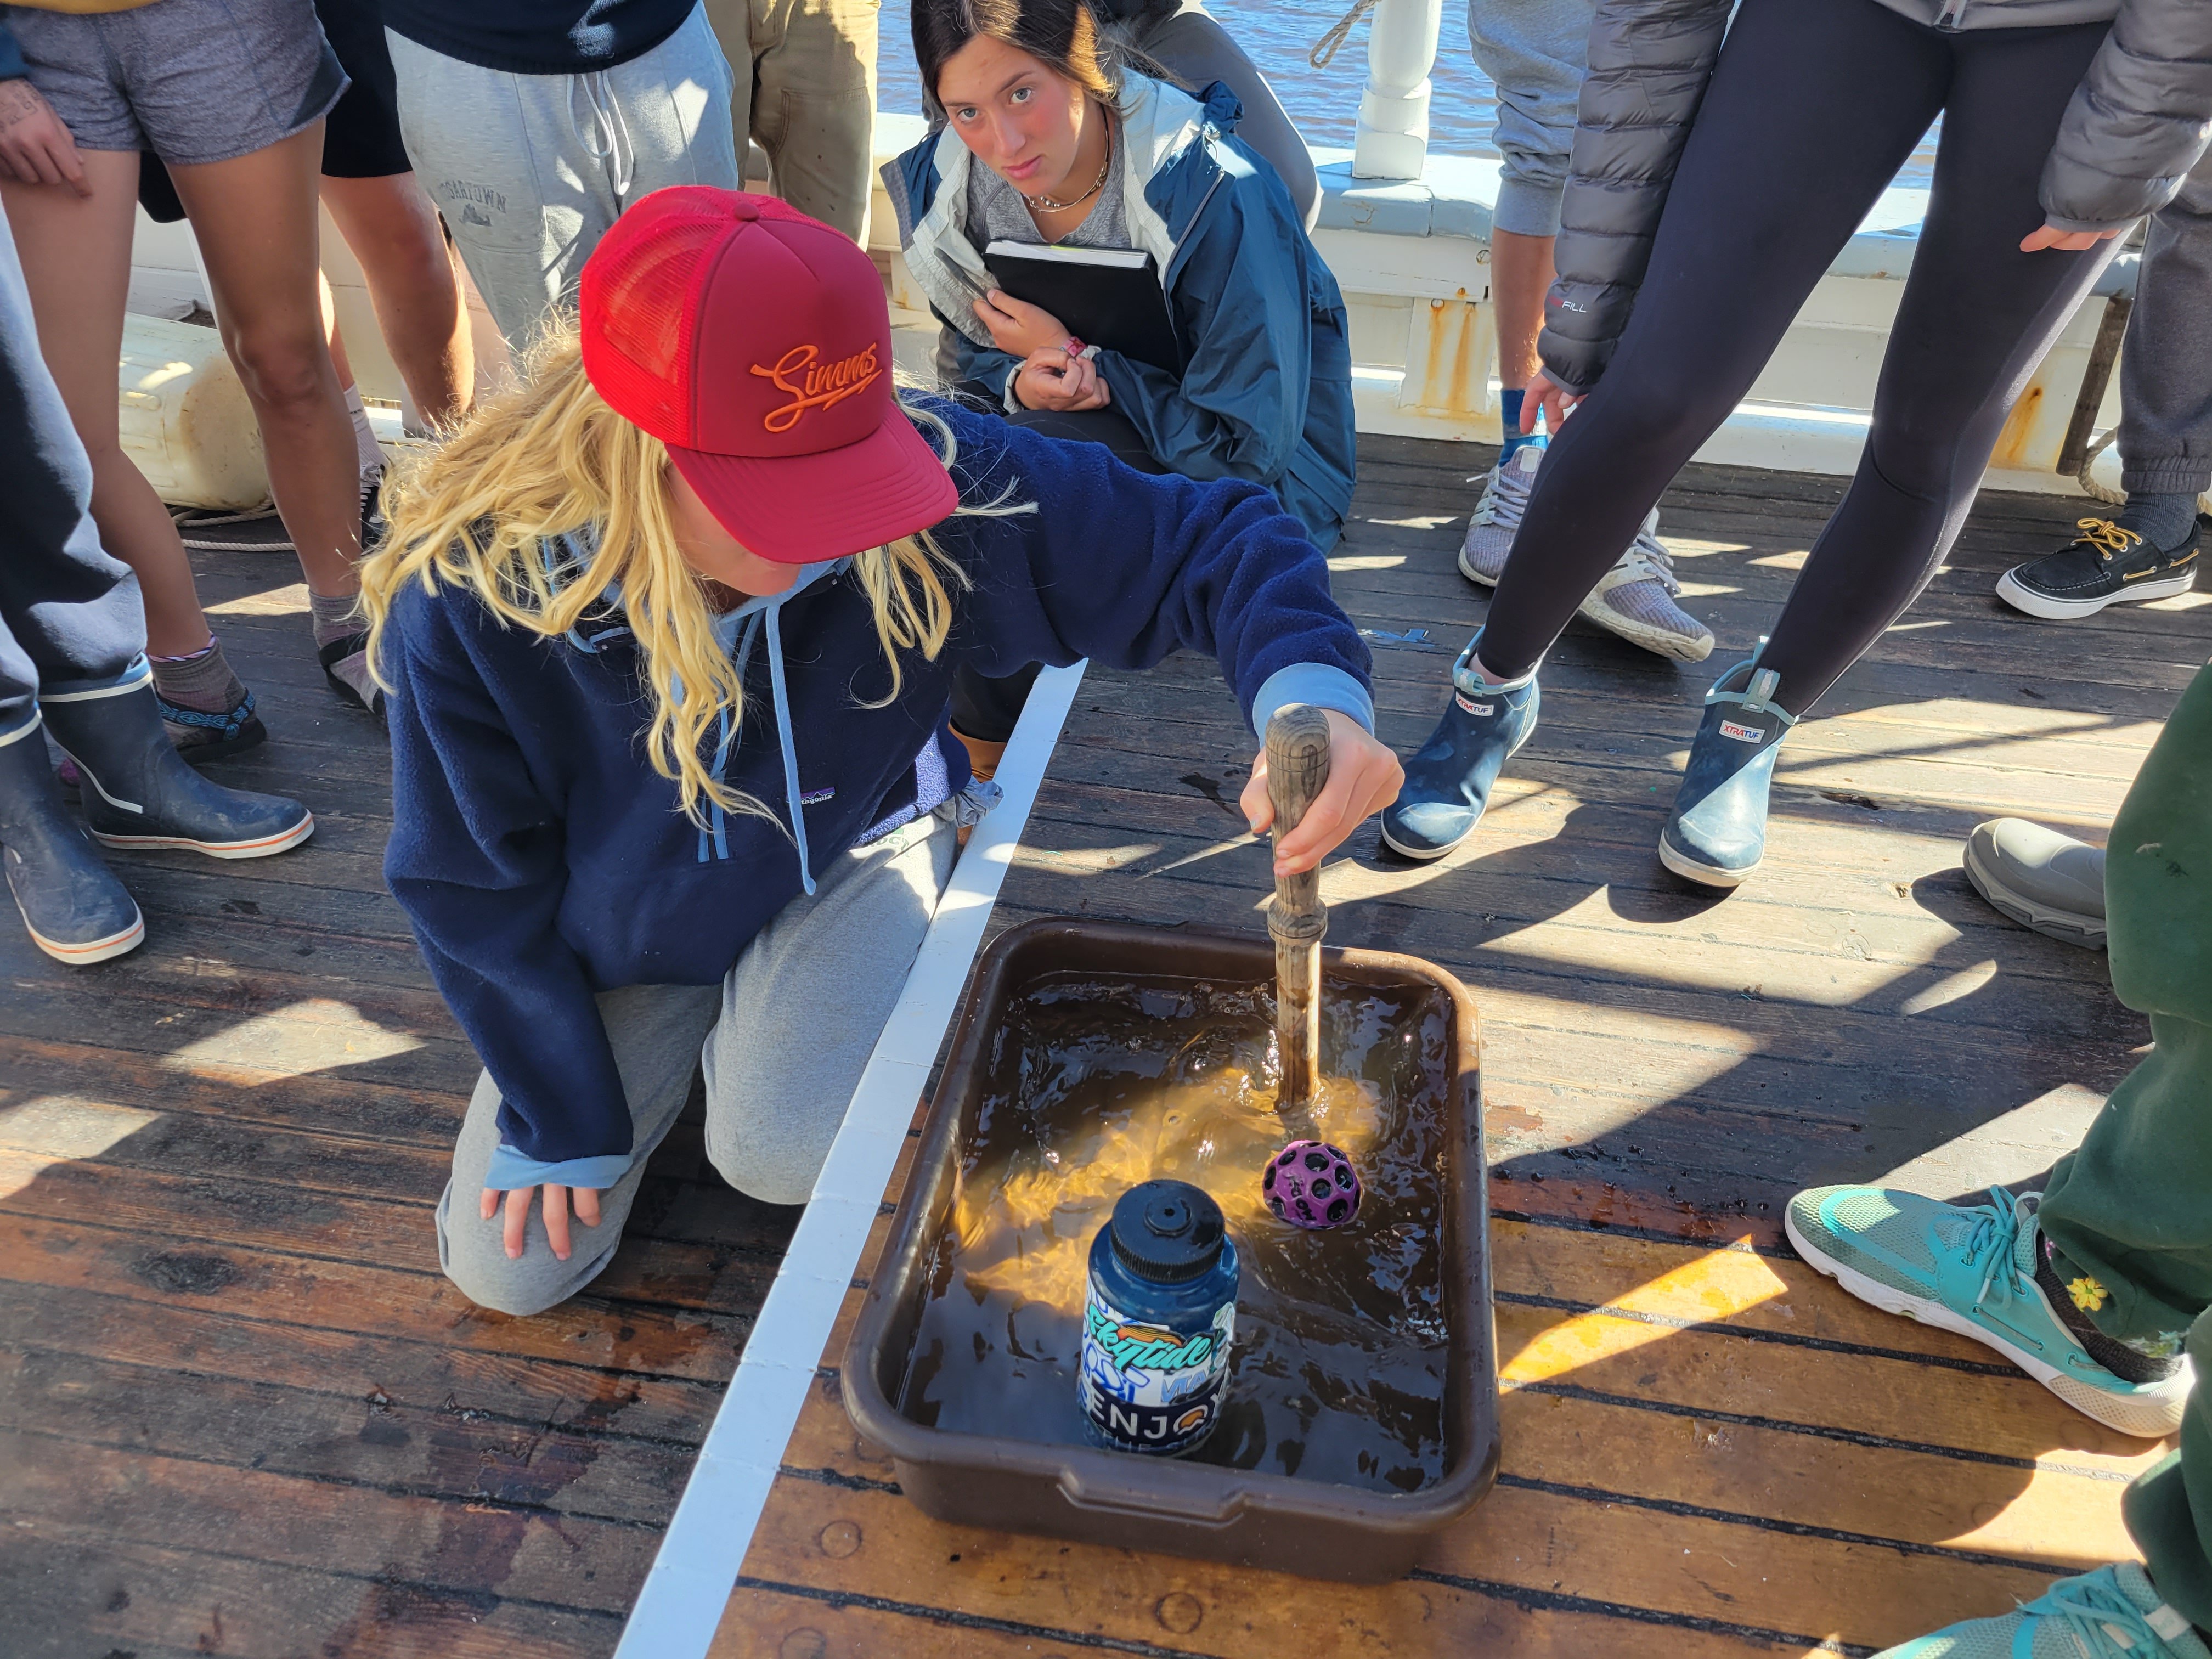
[4,435,2203,1657]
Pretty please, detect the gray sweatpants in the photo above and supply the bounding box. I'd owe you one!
[386,2,743,352]
[1466,0,1595,239]
[2120,151,2212,499]
[436,811,956,1317]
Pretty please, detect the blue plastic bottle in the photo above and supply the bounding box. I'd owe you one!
[1078,1180,1240,1455]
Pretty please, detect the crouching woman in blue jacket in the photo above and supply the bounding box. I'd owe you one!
[883,0,1357,774]
[358,187,1398,1317]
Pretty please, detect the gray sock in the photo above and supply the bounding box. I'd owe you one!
[2113,491,2201,555]
[309,589,364,649]
[148,637,245,714]
[309,591,381,712]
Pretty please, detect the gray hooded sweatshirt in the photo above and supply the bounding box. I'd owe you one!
[1541,0,2212,393]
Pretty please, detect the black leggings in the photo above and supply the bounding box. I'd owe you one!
[1480,0,2120,711]
[950,404,1166,744]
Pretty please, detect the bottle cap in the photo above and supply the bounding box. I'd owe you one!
[1108,1180,1227,1284]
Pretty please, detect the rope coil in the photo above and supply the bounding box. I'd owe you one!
[1310,0,1380,70]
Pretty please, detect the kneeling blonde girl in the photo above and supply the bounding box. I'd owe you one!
[362,188,1399,1316]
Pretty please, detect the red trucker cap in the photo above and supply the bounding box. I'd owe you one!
[579,188,958,563]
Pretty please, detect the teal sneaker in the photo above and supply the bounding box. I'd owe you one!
[1785,1185,2192,1438]
[1874,1563,2208,1657]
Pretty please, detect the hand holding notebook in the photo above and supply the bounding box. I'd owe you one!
[980,240,1182,374]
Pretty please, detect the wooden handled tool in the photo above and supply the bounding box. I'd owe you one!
[1265,706,1331,1108]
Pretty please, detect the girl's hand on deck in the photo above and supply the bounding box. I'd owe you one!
[1523,368,1578,434]
[482,1182,602,1262]
[1242,709,1404,877]
[1013,347,1109,411]
[0,79,88,196]
[2019,223,2127,253]
[974,289,1069,359]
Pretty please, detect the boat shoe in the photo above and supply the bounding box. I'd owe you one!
[1963,818,2106,949]
[1378,634,1539,861]
[40,661,315,859]
[1657,656,1796,887]
[1997,515,2199,619]
[1,713,144,965]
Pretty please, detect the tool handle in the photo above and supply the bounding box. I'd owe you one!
[1265,707,1330,1107]
[1265,705,1333,940]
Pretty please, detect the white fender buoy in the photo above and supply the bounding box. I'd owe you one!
[119,314,270,511]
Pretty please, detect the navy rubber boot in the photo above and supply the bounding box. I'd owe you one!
[1379,636,1541,861]
[1658,656,1799,888]
[1,714,144,964]
[40,661,315,859]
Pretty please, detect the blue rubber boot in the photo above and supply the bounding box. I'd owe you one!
[1379,635,1540,861]
[1,713,143,964]
[1658,654,1798,888]
[40,660,315,860]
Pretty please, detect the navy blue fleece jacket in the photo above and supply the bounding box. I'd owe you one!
[381,398,1372,1184]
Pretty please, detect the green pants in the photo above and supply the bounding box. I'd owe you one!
[2038,657,2212,1629]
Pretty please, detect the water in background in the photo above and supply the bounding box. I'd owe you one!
[875,1,1940,194]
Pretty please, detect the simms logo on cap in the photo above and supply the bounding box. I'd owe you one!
[1719,719,1764,743]
[751,342,882,433]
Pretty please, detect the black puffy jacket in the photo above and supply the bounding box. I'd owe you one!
[1541,0,2212,393]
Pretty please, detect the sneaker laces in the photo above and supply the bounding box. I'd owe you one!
[1600,523,1683,597]
[2017,1569,2197,1659]
[1960,1187,2035,1314]
[1470,446,1542,529]
[2076,518,2144,563]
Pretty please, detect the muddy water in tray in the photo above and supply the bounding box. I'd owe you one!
[898,974,1451,1493]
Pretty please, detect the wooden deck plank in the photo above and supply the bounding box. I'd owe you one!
[12,1529,620,1659]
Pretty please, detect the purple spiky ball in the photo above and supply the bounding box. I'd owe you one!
[1262,1139,1362,1229]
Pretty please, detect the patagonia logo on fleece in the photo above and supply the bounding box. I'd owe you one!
[1719,719,1764,744]
[800,787,835,806]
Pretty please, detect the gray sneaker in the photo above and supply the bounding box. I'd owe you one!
[1577,527,1715,662]
[1963,818,2106,948]
[1462,443,1714,663]
[1458,442,1544,586]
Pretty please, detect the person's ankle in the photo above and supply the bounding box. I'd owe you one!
[2030,1227,2185,1385]
[1499,389,1534,462]
[2113,490,2202,554]
[308,589,365,650]
[1461,650,1534,692]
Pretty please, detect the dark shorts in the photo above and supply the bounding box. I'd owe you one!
[3,0,347,168]
[314,0,409,178]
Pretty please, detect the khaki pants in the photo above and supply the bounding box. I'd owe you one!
[704,0,879,243]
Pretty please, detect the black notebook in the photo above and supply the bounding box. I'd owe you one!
[980,240,1182,374]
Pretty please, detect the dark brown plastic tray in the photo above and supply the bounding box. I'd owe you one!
[842,917,1499,1583]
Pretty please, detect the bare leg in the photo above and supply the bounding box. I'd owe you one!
[319,171,472,427]
[320,269,353,384]
[0,150,213,659]
[1491,227,1556,398]
[170,125,361,599]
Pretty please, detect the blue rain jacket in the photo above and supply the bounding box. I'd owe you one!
[884,74,1357,550]
[380,398,1373,1186]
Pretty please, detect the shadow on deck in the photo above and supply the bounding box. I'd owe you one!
[3,433,2203,1657]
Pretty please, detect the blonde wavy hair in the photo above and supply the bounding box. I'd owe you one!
[362,324,1005,828]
